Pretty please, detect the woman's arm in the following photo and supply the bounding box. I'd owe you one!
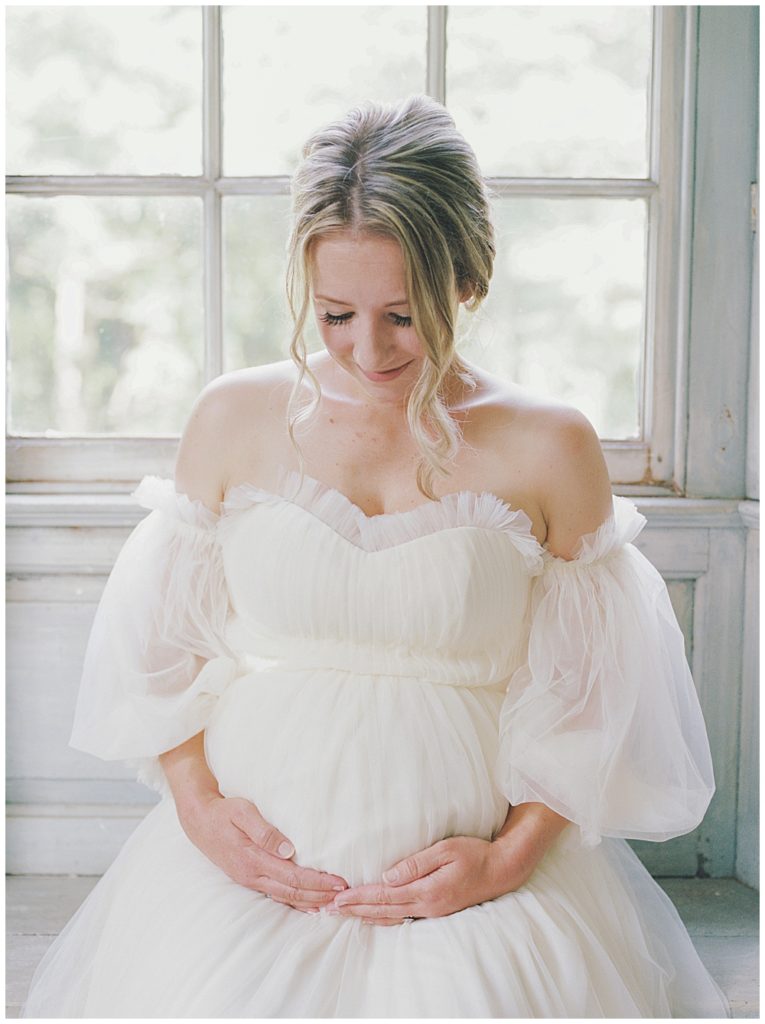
[484,410,612,882]
[488,801,572,890]
[159,731,221,823]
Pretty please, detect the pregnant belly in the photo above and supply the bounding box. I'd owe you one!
[204,668,510,886]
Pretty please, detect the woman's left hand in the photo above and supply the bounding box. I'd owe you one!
[327,835,525,926]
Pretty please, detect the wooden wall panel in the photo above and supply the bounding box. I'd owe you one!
[735,507,759,889]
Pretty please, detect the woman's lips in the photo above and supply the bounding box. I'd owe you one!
[359,360,413,382]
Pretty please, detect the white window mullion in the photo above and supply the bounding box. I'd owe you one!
[645,5,697,491]
[4,176,207,196]
[639,7,664,459]
[217,177,291,196]
[203,5,223,382]
[487,178,656,199]
[670,5,700,497]
[647,5,663,185]
[427,6,447,103]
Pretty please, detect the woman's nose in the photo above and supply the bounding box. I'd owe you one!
[353,321,396,370]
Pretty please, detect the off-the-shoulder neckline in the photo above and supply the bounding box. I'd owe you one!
[223,466,530,526]
[220,466,545,568]
[134,467,645,568]
[222,467,644,566]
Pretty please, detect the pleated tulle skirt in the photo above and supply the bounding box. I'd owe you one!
[21,797,729,1018]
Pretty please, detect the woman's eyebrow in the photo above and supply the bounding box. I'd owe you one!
[314,295,409,307]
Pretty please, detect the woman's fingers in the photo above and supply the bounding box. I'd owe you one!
[333,882,412,907]
[265,879,341,905]
[382,844,448,885]
[331,901,418,920]
[229,799,296,859]
[179,794,348,907]
[245,846,347,894]
[192,795,352,904]
[261,881,417,921]
[328,881,422,921]
[231,802,348,893]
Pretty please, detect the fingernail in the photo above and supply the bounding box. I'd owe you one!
[278,841,294,858]
[332,884,347,891]
[382,868,398,883]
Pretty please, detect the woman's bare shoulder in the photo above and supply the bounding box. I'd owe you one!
[173,360,297,512]
[462,368,614,557]
[461,365,597,453]
[204,359,298,410]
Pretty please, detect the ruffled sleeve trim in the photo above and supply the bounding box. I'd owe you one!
[132,475,220,532]
[540,495,647,571]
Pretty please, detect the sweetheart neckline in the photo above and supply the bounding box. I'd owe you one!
[224,465,537,530]
[228,498,540,564]
[133,472,642,570]
[217,466,548,567]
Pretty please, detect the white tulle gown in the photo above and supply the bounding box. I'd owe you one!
[21,466,730,1018]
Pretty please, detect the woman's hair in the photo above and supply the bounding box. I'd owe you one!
[285,93,496,499]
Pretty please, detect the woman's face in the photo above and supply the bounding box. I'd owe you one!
[310,231,426,401]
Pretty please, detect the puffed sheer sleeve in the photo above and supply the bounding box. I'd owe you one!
[69,475,240,797]
[495,496,716,849]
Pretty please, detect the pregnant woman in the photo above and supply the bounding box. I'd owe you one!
[22,94,729,1017]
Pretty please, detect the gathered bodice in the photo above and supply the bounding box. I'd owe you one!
[215,468,545,689]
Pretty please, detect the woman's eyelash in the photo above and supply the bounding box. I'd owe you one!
[318,312,413,328]
[319,312,353,326]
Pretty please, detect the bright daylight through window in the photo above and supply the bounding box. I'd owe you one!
[7,6,655,464]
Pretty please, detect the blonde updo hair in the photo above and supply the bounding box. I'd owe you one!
[285,93,496,499]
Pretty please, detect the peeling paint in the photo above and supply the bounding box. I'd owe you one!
[696,851,711,879]
[613,455,683,493]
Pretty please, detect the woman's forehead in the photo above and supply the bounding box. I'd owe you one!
[311,232,408,301]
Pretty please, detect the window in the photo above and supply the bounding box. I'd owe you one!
[6,6,692,492]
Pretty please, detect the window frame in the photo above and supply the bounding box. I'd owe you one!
[6,5,693,496]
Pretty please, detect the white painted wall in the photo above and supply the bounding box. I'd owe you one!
[736,119,759,890]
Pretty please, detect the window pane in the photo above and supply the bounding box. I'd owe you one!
[458,197,645,439]
[223,196,294,370]
[7,6,202,175]
[7,195,204,435]
[222,6,427,175]
[447,6,652,178]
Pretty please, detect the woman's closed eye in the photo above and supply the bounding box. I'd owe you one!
[389,312,413,328]
[319,311,413,328]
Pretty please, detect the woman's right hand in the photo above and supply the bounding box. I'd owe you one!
[159,733,349,912]
[178,792,349,913]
